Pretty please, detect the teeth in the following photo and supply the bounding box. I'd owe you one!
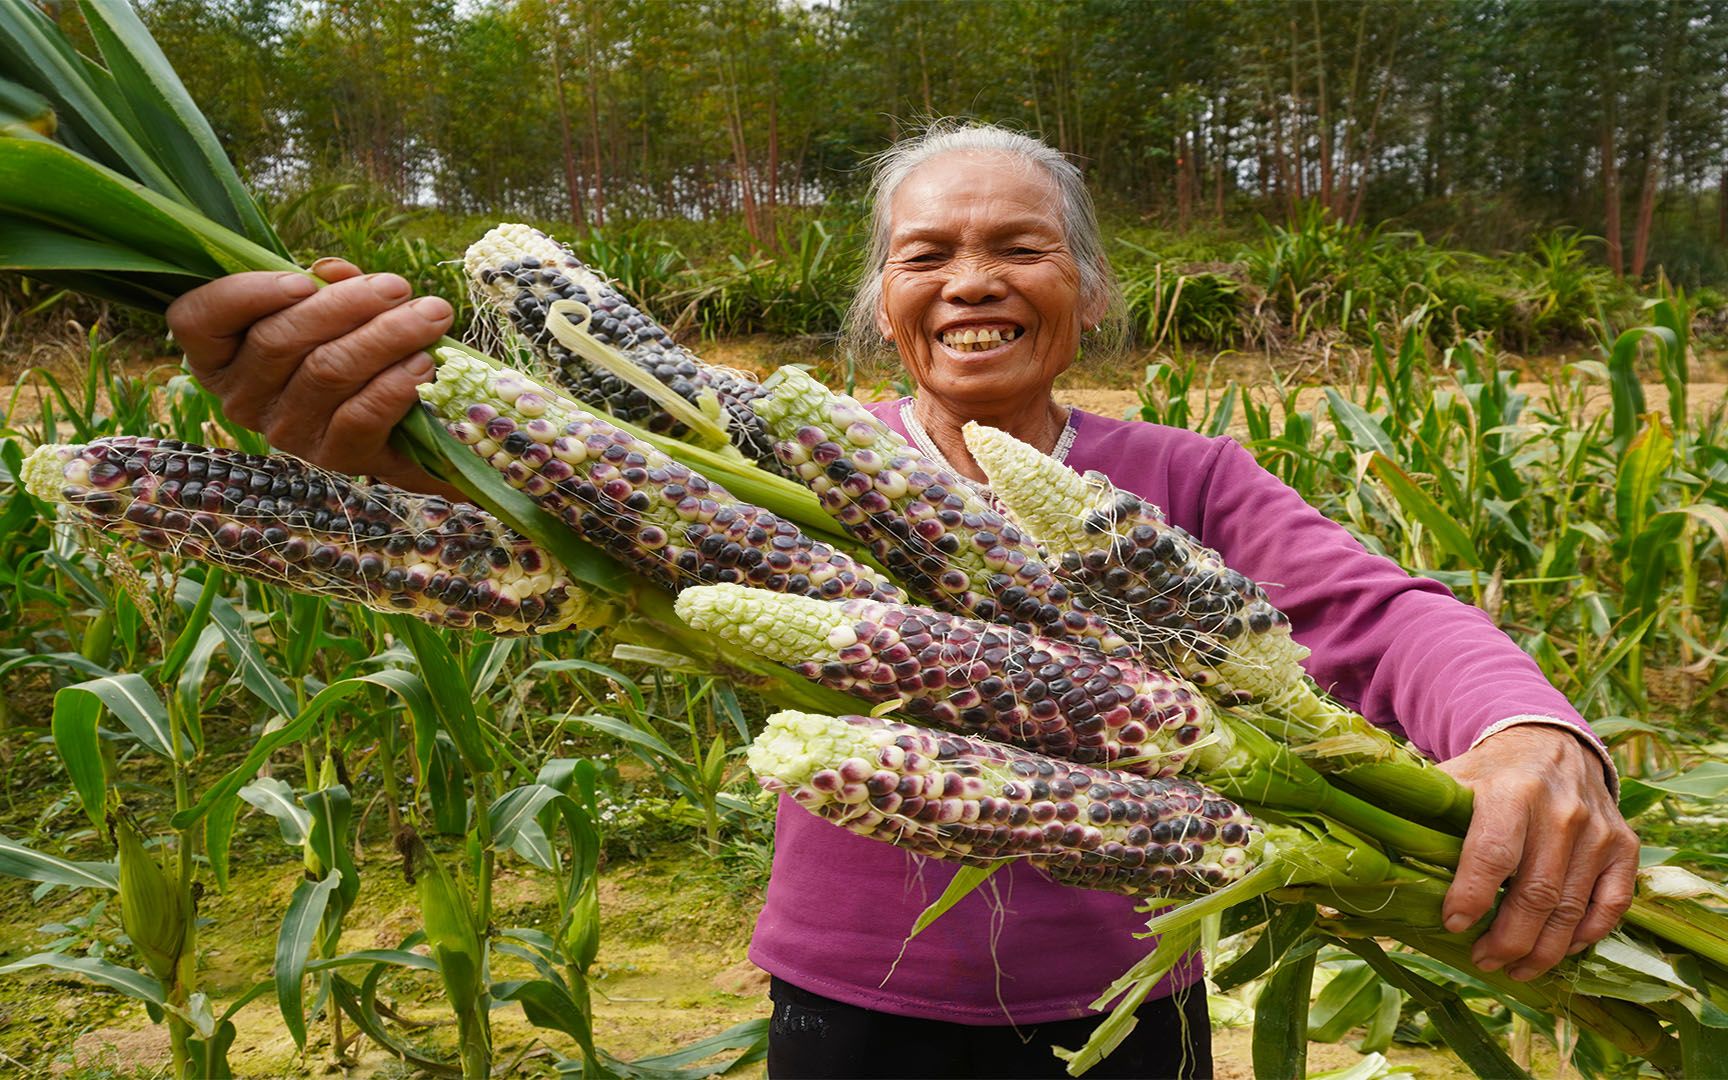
[940,327,1018,352]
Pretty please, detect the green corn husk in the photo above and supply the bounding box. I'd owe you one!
[397,829,489,1078]
[963,420,1475,833]
[113,814,188,984]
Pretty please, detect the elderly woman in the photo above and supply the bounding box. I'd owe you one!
[167,122,1637,1079]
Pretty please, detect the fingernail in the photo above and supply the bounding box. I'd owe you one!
[1567,941,1590,956]
[404,353,434,379]
[280,273,316,299]
[1472,951,1501,972]
[1508,966,1535,982]
[1444,914,1470,933]
[411,296,451,319]
[370,273,410,300]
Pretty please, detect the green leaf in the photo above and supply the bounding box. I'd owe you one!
[77,0,285,253]
[910,864,1003,939]
[394,617,494,772]
[0,833,117,891]
[236,778,310,846]
[1368,452,1481,569]
[0,2,185,196]
[187,1019,237,1080]
[49,686,111,829]
[491,784,562,869]
[0,951,164,1007]
[494,976,595,1053]
[1340,938,1531,1080]
[1326,390,1399,459]
[426,733,468,837]
[56,672,171,758]
[206,593,297,719]
[1252,948,1315,1080]
[275,871,343,1050]
[1213,905,1317,991]
[302,784,359,914]
[173,673,407,888]
[1307,961,1383,1043]
[328,970,461,1077]
[556,712,678,760]
[1355,985,1404,1055]
[0,216,200,274]
[1615,415,1676,553]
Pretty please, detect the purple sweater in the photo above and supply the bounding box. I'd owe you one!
[748,402,1605,1024]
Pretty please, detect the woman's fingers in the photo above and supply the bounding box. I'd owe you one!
[1568,828,1640,952]
[1440,776,1532,936]
[219,272,418,433]
[271,294,452,451]
[167,271,318,373]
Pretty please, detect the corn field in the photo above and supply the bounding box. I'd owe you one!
[2,4,1728,1080]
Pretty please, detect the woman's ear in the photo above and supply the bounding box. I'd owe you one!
[1079,273,1109,334]
[874,294,895,342]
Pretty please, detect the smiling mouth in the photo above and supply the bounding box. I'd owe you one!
[938,326,1021,353]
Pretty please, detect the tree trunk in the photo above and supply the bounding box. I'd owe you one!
[1310,1,1333,213]
[583,0,605,226]
[546,1,586,229]
[1630,7,1677,280]
[1718,170,1727,243]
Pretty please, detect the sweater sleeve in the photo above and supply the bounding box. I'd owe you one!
[1168,435,1611,775]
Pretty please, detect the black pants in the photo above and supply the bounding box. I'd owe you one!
[767,977,1214,1080]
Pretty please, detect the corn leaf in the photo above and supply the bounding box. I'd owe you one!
[55,672,171,759]
[1307,961,1383,1043]
[909,863,1003,939]
[205,592,297,720]
[1252,947,1316,1080]
[237,777,310,846]
[302,784,359,913]
[186,1019,237,1080]
[426,732,469,837]
[0,833,118,891]
[0,215,199,274]
[1213,904,1318,991]
[329,970,462,1078]
[394,617,494,773]
[0,951,166,1011]
[1369,452,1482,570]
[1326,390,1399,460]
[77,0,283,253]
[1339,938,1531,1080]
[0,3,183,195]
[275,870,343,1050]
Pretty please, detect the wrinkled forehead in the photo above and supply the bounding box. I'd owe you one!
[886,150,1067,242]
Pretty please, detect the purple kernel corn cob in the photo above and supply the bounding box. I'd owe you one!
[754,367,1128,655]
[21,437,588,633]
[677,584,1224,776]
[963,422,1305,703]
[419,350,899,602]
[464,223,780,466]
[748,710,1262,897]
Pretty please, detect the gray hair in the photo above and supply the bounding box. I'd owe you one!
[842,120,1127,365]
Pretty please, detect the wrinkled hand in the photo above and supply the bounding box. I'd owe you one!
[165,258,457,496]
[1439,725,1639,980]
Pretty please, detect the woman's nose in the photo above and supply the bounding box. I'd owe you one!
[940,255,1006,305]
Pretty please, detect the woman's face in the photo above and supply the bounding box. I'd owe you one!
[875,151,1101,410]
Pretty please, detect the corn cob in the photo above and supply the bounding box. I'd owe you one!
[22,437,591,635]
[962,421,1302,702]
[464,223,781,465]
[963,422,1475,831]
[113,813,188,983]
[749,710,1263,897]
[420,349,899,603]
[396,828,490,1078]
[676,584,1221,776]
[755,367,1127,655]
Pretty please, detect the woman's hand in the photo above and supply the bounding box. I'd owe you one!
[165,258,457,495]
[1438,725,1639,980]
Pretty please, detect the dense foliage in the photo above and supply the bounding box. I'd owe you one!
[113,0,1728,283]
